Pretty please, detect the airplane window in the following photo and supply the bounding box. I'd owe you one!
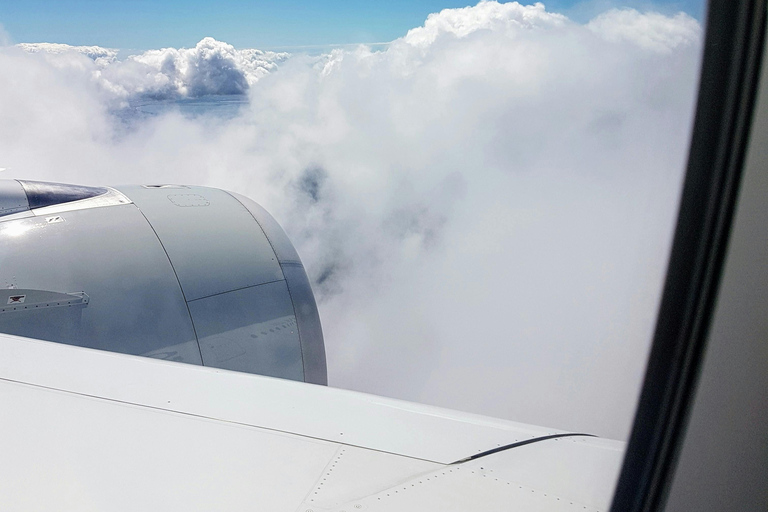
[0,0,710,503]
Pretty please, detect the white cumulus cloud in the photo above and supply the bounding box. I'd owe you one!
[16,37,289,101]
[587,8,701,52]
[115,37,289,98]
[404,1,567,46]
[0,2,704,440]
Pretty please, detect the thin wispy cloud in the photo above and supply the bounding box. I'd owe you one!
[0,1,703,440]
[0,23,11,47]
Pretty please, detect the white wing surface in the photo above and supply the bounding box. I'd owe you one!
[0,333,624,511]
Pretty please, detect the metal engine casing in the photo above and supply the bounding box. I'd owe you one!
[0,180,326,385]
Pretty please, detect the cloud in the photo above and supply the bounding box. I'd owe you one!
[115,37,289,99]
[587,8,701,52]
[17,37,289,101]
[17,42,119,66]
[403,1,567,46]
[0,1,703,440]
[0,23,11,47]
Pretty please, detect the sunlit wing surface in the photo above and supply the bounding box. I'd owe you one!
[0,332,624,512]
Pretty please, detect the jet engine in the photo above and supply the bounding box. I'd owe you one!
[0,180,326,385]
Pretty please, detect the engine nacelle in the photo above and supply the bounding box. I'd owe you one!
[0,180,326,385]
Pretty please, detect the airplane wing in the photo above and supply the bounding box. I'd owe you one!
[0,331,623,511]
[0,180,623,510]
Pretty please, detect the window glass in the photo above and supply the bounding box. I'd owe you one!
[0,0,706,443]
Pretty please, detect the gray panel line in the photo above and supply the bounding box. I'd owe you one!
[133,206,204,365]
[224,189,307,381]
[185,278,286,303]
[0,376,443,465]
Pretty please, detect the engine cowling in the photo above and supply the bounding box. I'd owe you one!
[0,180,326,385]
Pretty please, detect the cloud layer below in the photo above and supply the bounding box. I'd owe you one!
[0,1,703,440]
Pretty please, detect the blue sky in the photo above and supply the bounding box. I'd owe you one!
[0,0,705,50]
